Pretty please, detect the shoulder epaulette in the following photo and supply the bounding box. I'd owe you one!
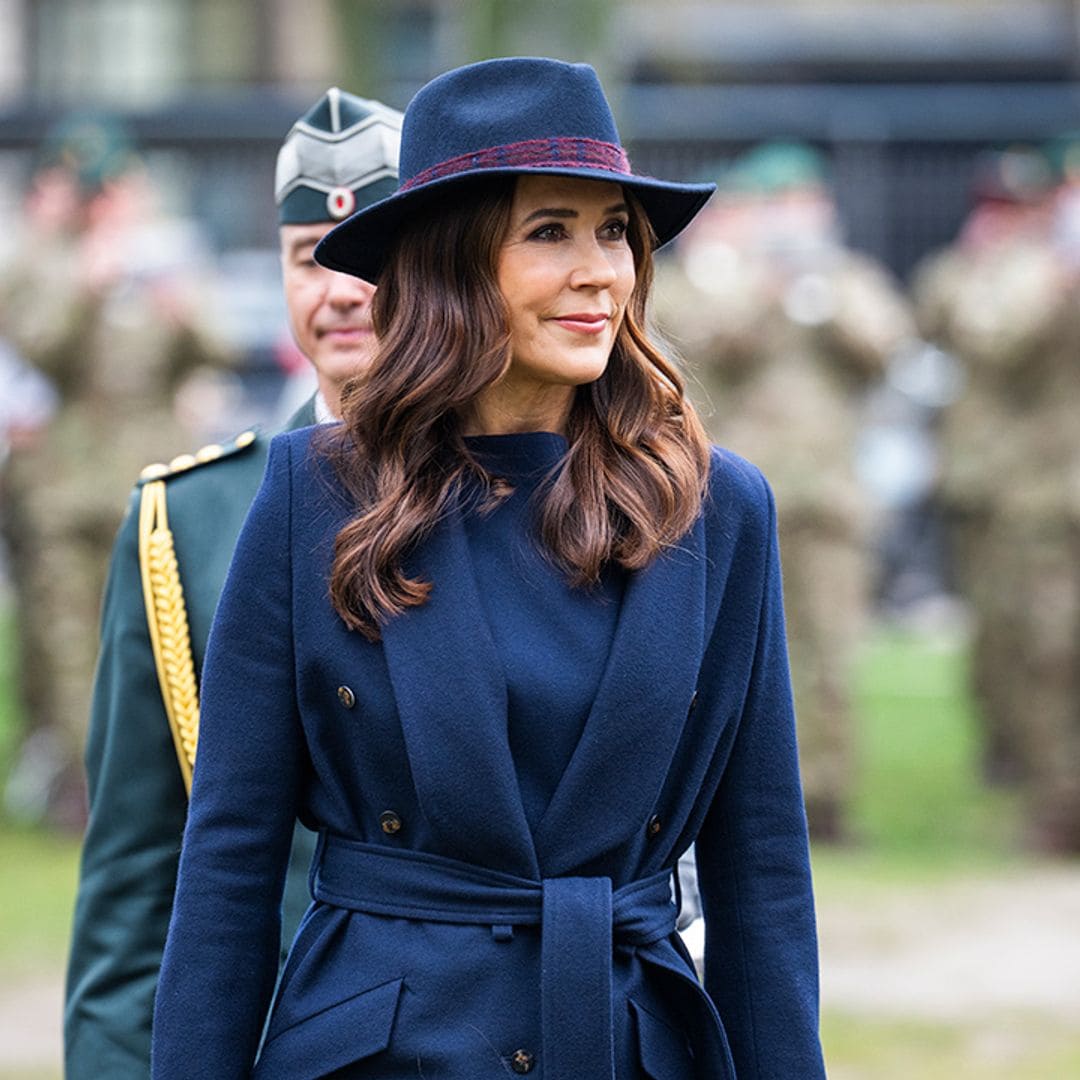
[138,428,260,485]
[134,426,258,794]
[138,479,198,793]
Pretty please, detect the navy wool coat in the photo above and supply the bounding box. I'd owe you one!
[151,427,825,1079]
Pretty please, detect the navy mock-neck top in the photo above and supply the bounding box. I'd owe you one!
[462,432,626,832]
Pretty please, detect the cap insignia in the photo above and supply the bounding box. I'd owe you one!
[327,186,357,220]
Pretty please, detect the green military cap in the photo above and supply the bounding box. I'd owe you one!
[723,141,829,196]
[39,112,138,193]
[275,88,402,226]
[1041,133,1080,185]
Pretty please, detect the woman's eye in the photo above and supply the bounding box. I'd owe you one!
[529,223,566,241]
[601,219,629,240]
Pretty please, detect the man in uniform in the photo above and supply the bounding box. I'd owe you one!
[917,146,1080,852]
[912,149,1062,788]
[0,119,229,825]
[63,89,402,1078]
[656,143,913,841]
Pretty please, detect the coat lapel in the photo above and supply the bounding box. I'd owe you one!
[381,504,540,879]
[534,515,708,876]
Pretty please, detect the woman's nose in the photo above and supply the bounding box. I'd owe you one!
[569,238,618,289]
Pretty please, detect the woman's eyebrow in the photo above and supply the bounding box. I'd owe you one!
[521,207,576,224]
[520,202,629,225]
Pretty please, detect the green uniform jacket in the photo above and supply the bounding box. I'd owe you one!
[64,400,320,1079]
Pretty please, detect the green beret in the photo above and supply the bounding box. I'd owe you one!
[39,113,137,193]
[724,141,829,196]
[275,88,402,226]
[1042,134,1080,184]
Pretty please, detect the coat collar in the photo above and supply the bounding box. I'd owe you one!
[283,394,320,432]
[380,500,708,881]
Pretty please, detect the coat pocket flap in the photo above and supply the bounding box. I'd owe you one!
[630,997,694,1080]
[253,976,403,1080]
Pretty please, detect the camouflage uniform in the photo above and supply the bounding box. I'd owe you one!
[975,258,1076,844]
[64,90,403,1078]
[913,230,1065,788]
[914,139,1080,851]
[656,144,912,840]
[0,168,228,824]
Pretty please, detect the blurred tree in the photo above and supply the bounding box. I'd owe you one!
[331,0,399,96]
[460,0,611,66]
[329,0,614,100]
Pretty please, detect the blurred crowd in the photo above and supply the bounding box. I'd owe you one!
[0,117,234,825]
[2,118,1080,855]
[655,137,1080,856]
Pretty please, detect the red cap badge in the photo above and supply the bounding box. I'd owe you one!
[326,186,356,220]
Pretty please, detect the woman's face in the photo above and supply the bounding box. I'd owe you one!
[491,175,635,423]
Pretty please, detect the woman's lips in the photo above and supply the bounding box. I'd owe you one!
[320,326,372,341]
[551,313,610,335]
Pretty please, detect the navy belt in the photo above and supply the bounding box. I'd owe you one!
[311,833,682,1079]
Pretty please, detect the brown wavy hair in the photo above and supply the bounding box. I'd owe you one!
[320,174,711,639]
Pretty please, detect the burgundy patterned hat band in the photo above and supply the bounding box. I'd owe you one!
[399,136,632,191]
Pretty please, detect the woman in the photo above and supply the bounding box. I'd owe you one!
[152,58,825,1079]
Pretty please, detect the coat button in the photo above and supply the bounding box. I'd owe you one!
[647,814,662,839]
[510,1049,534,1073]
[379,810,402,835]
[337,685,356,709]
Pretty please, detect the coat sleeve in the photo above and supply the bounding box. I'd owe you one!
[695,472,826,1079]
[64,489,189,1080]
[151,436,307,1079]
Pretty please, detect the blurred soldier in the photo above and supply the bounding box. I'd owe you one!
[0,117,229,826]
[656,143,913,840]
[1017,136,1080,851]
[0,338,56,465]
[63,90,402,1077]
[970,141,1080,851]
[912,148,1063,790]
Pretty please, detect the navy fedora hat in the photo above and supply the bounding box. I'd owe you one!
[315,57,715,282]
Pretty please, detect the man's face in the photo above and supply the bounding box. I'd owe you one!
[280,222,377,413]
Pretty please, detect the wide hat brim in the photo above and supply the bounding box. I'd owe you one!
[314,57,714,283]
[315,166,714,283]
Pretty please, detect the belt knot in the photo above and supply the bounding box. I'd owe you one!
[313,834,678,1080]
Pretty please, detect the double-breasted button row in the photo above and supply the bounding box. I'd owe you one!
[379,810,402,835]
[337,685,356,709]
[510,1049,535,1073]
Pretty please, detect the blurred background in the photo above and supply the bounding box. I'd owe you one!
[2,1,1080,1077]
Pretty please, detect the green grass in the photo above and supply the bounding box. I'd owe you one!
[0,604,78,976]
[0,603,74,1080]
[810,624,1023,899]
[845,626,1021,863]
[0,821,79,979]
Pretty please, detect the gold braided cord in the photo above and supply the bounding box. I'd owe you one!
[138,481,199,794]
